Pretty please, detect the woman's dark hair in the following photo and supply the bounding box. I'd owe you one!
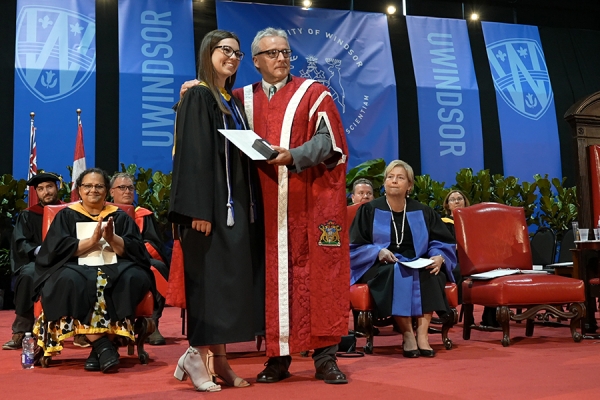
[197,29,241,115]
[443,189,471,215]
[76,168,111,189]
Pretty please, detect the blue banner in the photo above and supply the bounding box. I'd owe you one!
[481,22,561,182]
[118,0,195,174]
[13,0,96,180]
[216,1,399,169]
[406,16,484,185]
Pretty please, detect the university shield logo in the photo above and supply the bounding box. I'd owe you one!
[486,38,553,120]
[298,55,346,113]
[15,5,96,103]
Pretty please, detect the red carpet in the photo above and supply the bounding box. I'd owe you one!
[1,306,599,399]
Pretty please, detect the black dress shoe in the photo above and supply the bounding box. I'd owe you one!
[315,360,348,384]
[91,336,120,373]
[84,348,100,371]
[147,327,166,346]
[256,356,291,383]
[418,348,435,357]
[402,348,420,358]
[2,333,24,350]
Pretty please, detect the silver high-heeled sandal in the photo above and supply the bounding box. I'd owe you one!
[207,353,250,388]
[174,347,221,392]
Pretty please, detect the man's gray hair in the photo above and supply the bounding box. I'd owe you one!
[251,27,288,56]
[352,178,374,193]
[110,172,135,188]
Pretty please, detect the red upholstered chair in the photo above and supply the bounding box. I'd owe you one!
[346,203,458,353]
[453,202,586,346]
[34,202,155,367]
[350,282,458,353]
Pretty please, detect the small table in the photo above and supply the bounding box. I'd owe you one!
[567,241,600,335]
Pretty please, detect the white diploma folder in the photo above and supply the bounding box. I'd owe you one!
[218,129,275,161]
[76,221,117,266]
[400,258,434,269]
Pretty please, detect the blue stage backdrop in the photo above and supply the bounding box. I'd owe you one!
[13,0,96,180]
[216,1,399,169]
[406,16,484,185]
[118,0,196,174]
[481,22,562,182]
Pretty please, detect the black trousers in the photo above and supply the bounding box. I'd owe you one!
[11,263,35,333]
[150,258,168,323]
[272,343,339,369]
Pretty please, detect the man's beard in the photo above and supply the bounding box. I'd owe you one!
[39,196,58,206]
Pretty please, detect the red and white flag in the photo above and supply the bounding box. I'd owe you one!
[27,113,38,207]
[70,113,87,201]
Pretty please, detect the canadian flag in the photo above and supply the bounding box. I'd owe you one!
[27,113,38,207]
[70,112,87,201]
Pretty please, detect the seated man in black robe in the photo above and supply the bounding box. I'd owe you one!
[2,172,64,350]
[110,172,170,345]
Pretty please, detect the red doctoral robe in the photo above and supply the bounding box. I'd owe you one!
[234,77,350,357]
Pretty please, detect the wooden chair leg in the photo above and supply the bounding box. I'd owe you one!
[525,318,535,337]
[356,310,374,354]
[497,306,511,347]
[441,307,457,350]
[181,308,186,335]
[462,303,474,340]
[134,316,155,364]
[569,302,585,342]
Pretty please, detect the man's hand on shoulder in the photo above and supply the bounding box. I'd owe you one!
[180,79,200,99]
[266,146,293,166]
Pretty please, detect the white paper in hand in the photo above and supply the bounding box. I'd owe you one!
[218,129,270,160]
[76,222,117,266]
[400,258,434,269]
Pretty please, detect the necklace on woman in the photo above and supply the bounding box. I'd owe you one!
[385,197,407,247]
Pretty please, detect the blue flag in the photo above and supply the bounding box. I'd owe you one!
[406,16,484,185]
[13,0,96,180]
[216,1,399,169]
[481,22,561,182]
[118,0,196,174]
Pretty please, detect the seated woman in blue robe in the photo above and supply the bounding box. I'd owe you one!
[349,160,457,358]
[33,168,152,373]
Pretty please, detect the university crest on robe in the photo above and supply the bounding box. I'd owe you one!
[486,38,553,121]
[15,6,97,103]
[318,220,342,247]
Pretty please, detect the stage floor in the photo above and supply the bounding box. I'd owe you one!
[1,306,599,399]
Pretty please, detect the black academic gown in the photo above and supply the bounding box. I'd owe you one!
[11,207,43,274]
[351,197,456,318]
[33,205,152,324]
[140,213,170,268]
[10,206,45,316]
[169,85,264,346]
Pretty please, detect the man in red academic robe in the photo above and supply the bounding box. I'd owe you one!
[109,172,170,345]
[234,27,350,384]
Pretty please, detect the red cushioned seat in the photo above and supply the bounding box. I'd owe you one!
[445,282,458,308]
[454,203,586,347]
[349,283,375,310]
[462,274,585,306]
[349,281,459,353]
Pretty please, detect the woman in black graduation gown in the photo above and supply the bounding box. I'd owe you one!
[33,168,152,373]
[169,30,262,392]
[350,160,457,358]
[441,189,470,304]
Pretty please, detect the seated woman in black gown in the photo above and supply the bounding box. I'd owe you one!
[350,160,457,358]
[441,189,470,303]
[33,168,152,373]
